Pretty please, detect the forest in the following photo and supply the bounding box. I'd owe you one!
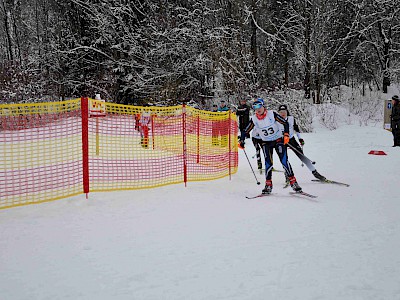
[1,0,399,107]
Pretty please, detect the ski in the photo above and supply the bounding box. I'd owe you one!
[246,190,317,199]
[246,193,273,199]
[311,179,350,187]
[289,191,318,198]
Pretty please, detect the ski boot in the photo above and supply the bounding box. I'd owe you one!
[288,176,302,192]
[262,180,273,194]
[312,170,326,181]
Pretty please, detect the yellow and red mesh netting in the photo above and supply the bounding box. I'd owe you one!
[0,100,83,208]
[0,99,238,209]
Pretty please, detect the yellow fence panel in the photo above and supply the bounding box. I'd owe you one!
[0,99,238,209]
[0,100,83,209]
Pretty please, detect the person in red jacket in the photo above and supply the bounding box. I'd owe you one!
[138,111,151,148]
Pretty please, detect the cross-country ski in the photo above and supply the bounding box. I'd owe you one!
[289,191,318,199]
[246,190,317,199]
[311,179,350,187]
[245,193,274,199]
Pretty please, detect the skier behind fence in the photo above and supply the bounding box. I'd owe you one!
[135,111,151,148]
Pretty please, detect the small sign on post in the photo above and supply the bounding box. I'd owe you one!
[383,99,392,131]
[89,94,106,117]
[89,94,106,156]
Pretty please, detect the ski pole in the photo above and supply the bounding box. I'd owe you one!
[300,145,304,167]
[287,143,316,164]
[242,148,261,185]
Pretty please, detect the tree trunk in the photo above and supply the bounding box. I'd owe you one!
[1,0,14,61]
[383,72,390,93]
[284,49,289,85]
[250,3,257,85]
[304,2,311,99]
[379,22,391,93]
[315,62,321,104]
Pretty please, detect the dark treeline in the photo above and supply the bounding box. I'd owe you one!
[1,0,399,105]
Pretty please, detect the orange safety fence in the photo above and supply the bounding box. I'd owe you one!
[0,98,238,209]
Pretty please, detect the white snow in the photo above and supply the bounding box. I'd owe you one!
[1,113,400,300]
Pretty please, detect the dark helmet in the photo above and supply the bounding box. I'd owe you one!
[392,95,399,102]
[278,104,288,111]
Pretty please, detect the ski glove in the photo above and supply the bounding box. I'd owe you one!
[299,138,305,146]
[283,133,290,145]
[238,140,245,149]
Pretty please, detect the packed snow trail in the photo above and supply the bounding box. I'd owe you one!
[1,122,400,300]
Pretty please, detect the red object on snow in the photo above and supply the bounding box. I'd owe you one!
[368,150,387,155]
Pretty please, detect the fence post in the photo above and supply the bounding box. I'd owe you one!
[81,97,90,198]
[197,114,200,164]
[182,103,187,186]
[95,118,100,155]
[151,114,155,150]
[228,110,232,180]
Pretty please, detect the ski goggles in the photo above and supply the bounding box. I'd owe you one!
[252,101,263,110]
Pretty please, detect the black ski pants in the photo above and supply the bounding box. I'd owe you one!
[392,122,400,146]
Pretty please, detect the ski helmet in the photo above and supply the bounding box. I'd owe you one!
[252,99,264,110]
[278,104,288,111]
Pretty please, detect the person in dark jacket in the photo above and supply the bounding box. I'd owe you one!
[236,99,250,139]
[391,95,400,147]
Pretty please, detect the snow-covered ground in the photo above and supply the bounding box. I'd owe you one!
[1,112,400,300]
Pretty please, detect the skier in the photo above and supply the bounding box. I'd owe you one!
[239,99,302,194]
[138,111,151,148]
[390,95,400,147]
[236,99,250,140]
[250,99,282,173]
[252,124,281,173]
[277,104,326,181]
